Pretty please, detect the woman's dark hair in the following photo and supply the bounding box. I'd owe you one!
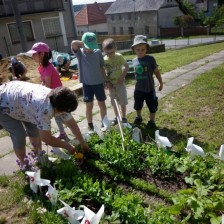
[42,50,53,67]
[49,87,78,112]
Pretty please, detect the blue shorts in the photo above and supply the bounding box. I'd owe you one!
[0,112,39,149]
[82,83,106,102]
[134,90,158,113]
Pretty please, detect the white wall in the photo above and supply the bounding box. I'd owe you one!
[76,23,109,35]
[158,7,183,28]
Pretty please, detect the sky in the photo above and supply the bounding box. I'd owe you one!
[72,0,115,4]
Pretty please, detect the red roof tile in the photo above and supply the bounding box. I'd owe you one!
[75,2,113,26]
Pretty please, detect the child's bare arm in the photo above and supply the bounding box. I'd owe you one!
[154,67,163,91]
[118,61,129,84]
[101,66,108,81]
[71,40,83,52]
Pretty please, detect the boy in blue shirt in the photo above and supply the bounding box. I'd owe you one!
[71,32,108,131]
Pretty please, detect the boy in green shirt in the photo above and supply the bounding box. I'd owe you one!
[102,38,129,125]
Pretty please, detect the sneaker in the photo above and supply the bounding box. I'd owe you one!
[88,123,94,132]
[133,116,142,125]
[111,117,118,126]
[147,120,156,128]
[56,132,68,139]
[122,118,128,123]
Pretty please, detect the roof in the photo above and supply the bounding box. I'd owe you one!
[73,4,84,13]
[105,0,166,14]
[75,2,113,26]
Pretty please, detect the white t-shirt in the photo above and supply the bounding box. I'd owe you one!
[0,81,72,130]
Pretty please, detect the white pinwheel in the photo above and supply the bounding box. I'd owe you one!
[46,184,58,205]
[101,115,112,131]
[52,147,71,160]
[94,124,104,140]
[57,199,84,224]
[132,127,142,143]
[219,144,224,160]
[25,169,50,193]
[80,204,104,224]
[185,137,205,158]
[155,130,172,149]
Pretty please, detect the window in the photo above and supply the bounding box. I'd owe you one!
[120,27,123,35]
[128,27,134,35]
[118,14,122,20]
[7,21,34,44]
[128,13,131,20]
[145,26,149,35]
[112,27,116,34]
[111,15,114,21]
[42,17,62,37]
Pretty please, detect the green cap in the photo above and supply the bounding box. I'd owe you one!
[81,32,98,50]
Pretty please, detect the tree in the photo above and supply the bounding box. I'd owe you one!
[202,5,224,32]
[173,15,194,27]
[218,0,224,6]
[176,0,197,18]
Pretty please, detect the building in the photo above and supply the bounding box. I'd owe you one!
[0,0,76,57]
[74,2,113,35]
[105,0,218,37]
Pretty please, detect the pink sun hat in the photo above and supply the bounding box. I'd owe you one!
[26,42,50,55]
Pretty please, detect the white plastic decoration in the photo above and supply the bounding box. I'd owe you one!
[155,130,172,149]
[101,115,112,131]
[94,124,104,140]
[83,132,91,141]
[46,184,58,205]
[25,169,50,193]
[80,204,104,224]
[52,147,71,160]
[132,127,141,143]
[48,157,57,162]
[122,122,132,129]
[219,144,224,160]
[185,137,205,158]
[57,199,84,224]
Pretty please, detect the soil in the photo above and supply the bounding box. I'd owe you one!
[0,55,80,88]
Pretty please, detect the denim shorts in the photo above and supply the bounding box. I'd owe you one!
[134,90,158,113]
[0,111,39,149]
[82,83,106,102]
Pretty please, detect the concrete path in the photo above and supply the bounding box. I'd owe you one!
[1,50,224,175]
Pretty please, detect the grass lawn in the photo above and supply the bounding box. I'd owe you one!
[127,63,224,153]
[0,42,224,223]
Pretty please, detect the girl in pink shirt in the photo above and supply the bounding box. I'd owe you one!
[29,42,68,140]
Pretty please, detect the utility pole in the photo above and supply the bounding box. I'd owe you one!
[69,0,77,39]
[11,0,27,52]
[133,0,136,35]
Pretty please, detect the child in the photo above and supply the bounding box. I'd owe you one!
[27,42,68,139]
[53,54,71,73]
[8,56,27,80]
[71,32,108,131]
[102,38,129,125]
[131,35,163,128]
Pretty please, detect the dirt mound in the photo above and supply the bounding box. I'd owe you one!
[0,55,79,88]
